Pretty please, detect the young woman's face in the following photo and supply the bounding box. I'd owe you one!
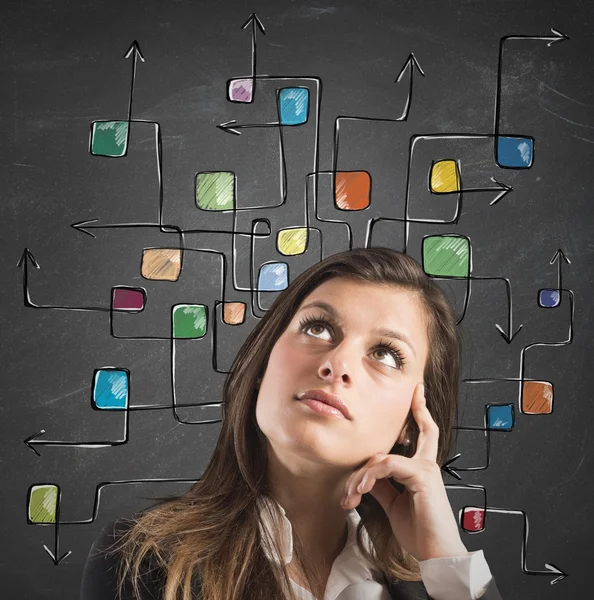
[255,277,429,468]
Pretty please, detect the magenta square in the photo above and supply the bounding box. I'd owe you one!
[228,78,254,103]
[112,287,145,311]
[461,506,485,532]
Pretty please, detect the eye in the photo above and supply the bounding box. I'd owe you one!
[297,314,407,370]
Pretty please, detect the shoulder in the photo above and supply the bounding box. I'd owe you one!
[80,515,163,600]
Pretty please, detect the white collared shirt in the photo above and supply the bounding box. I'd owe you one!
[257,496,493,600]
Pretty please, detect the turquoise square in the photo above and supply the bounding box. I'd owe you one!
[93,369,129,410]
[278,88,309,125]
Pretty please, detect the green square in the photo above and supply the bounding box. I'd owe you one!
[28,484,58,524]
[172,304,208,339]
[422,235,470,278]
[91,121,129,157]
[195,172,235,211]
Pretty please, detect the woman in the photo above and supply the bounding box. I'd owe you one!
[81,247,502,600]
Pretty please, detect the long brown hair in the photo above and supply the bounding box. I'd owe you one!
[104,247,461,600]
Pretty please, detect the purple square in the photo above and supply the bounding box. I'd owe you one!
[228,78,254,103]
[112,287,145,311]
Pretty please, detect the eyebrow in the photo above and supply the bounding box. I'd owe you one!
[297,300,417,358]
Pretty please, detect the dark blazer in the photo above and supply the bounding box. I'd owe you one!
[81,519,502,600]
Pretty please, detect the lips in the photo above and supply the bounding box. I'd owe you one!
[297,389,352,420]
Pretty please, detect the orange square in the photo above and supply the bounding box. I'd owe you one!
[223,302,246,325]
[334,171,371,210]
[522,381,553,414]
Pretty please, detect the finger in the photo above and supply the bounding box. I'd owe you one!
[412,383,439,461]
[342,453,386,506]
[357,455,421,495]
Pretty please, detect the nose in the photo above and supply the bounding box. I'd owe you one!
[317,341,354,385]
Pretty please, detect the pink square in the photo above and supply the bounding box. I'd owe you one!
[228,78,254,103]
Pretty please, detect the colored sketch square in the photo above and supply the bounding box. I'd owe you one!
[522,380,553,414]
[487,404,514,431]
[278,88,309,125]
[28,484,58,524]
[539,288,561,308]
[93,369,129,410]
[111,287,145,312]
[141,248,182,281]
[461,507,485,533]
[277,228,308,255]
[430,160,461,193]
[223,302,246,325]
[172,304,208,339]
[496,136,533,169]
[258,263,288,291]
[335,172,371,210]
[196,171,235,211]
[228,78,254,103]
[422,236,470,278]
[90,121,129,157]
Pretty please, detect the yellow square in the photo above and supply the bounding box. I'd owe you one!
[277,228,308,256]
[430,160,461,193]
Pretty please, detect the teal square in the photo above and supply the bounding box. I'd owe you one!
[91,121,129,157]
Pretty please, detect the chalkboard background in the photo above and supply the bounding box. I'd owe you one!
[2,0,593,598]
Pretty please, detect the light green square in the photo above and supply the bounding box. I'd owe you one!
[423,236,470,278]
[172,304,207,339]
[195,172,235,211]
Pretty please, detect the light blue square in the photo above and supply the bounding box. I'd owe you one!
[93,369,129,410]
[487,404,514,431]
[258,263,288,291]
[278,88,309,125]
[496,136,533,168]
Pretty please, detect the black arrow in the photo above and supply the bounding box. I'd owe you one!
[123,41,145,123]
[441,453,463,480]
[550,249,571,292]
[241,13,265,86]
[395,53,425,121]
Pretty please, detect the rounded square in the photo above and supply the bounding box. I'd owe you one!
[496,136,534,169]
[277,227,308,255]
[422,235,470,278]
[430,160,461,193]
[93,369,129,410]
[223,302,246,325]
[522,380,553,415]
[90,121,129,157]
[173,304,208,339]
[538,288,561,308]
[228,78,254,103]
[258,262,288,291]
[487,404,515,431]
[111,287,146,312]
[141,248,182,281]
[461,506,485,532]
[278,87,309,125]
[28,484,58,524]
[196,171,235,211]
[335,171,371,210]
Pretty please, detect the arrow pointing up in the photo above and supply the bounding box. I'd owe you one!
[123,40,145,123]
[395,53,425,121]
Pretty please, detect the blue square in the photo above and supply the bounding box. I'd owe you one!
[278,88,309,125]
[258,263,288,291]
[496,136,533,168]
[93,369,129,410]
[487,404,514,431]
[539,288,561,308]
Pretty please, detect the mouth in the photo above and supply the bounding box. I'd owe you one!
[296,389,352,420]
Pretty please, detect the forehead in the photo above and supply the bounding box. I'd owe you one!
[298,277,427,332]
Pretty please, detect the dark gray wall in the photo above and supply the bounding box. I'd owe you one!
[2,0,593,598]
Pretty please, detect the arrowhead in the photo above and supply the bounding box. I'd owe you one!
[241,12,266,34]
[545,562,568,584]
[217,120,242,136]
[71,219,99,238]
[17,248,39,269]
[395,53,425,82]
[550,249,571,265]
[495,324,523,344]
[124,40,145,61]
[489,177,513,205]
[24,430,45,457]
[442,453,462,480]
[43,544,72,565]
[549,28,570,46]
